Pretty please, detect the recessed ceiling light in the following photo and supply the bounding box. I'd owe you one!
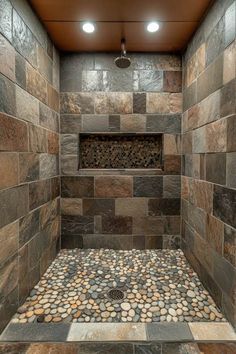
[82,22,95,33]
[147,22,159,33]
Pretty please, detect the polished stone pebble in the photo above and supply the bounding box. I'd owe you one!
[12,249,225,324]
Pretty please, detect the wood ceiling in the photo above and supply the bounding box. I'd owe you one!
[29,0,214,52]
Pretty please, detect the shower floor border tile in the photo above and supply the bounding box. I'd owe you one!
[0,322,235,342]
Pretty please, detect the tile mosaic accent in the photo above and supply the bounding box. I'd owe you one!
[80,134,162,169]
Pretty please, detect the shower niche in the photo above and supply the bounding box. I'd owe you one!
[79,133,163,169]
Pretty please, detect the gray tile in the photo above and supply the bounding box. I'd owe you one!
[0,323,70,342]
[0,0,12,42]
[147,323,193,341]
[134,343,161,354]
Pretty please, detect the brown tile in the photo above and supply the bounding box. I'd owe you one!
[38,45,53,83]
[163,175,181,198]
[0,33,15,81]
[133,93,146,113]
[163,134,181,155]
[170,93,182,113]
[19,153,39,182]
[51,176,60,199]
[163,71,182,92]
[61,176,94,198]
[164,155,181,174]
[47,83,59,112]
[188,104,200,130]
[0,254,18,299]
[39,103,59,132]
[19,209,39,247]
[0,112,28,152]
[40,199,59,230]
[115,198,148,217]
[206,214,224,255]
[181,176,190,200]
[0,153,18,190]
[182,132,192,154]
[95,92,132,114]
[48,131,59,154]
[15,53,26,90]
[134,176,163,197]
[0,184,28,229]
[148,198,180,216]
[189,179,213,213]
[102,216,132,234]
[164,216,181,234]
[26,63,47,104]
[206,119,227,152]
[61,198,83,216]
[147,93,170,113]
[29,124,47,153]
[95,176,132,198]
[83,199,115,216]
[60,93,94,114]
[0,221,18,264]
[120,114,146,132]
[133,216,165,235]
[198,343,236,354]
[29,180,51,210]
[193,231,213,274]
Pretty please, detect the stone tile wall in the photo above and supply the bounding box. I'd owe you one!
[60,53,182,250]
[182,0,236,329]
[0,0,60,332]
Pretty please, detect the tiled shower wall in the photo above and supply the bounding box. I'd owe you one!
[182,0,236,328]
[0,0,60,331]
[60,53,182,249]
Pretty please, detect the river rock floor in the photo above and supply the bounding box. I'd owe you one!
[12,249,225,324]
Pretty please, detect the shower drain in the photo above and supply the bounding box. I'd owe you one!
[107,288,125,301]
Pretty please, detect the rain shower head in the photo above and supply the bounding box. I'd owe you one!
[114,38,131,69]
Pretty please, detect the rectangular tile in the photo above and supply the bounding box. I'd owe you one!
[224,224,236,267]
[94,92,132,114]
[115,198,148,217]
[147,323,193,341]
[0,221,18,265]
[61,198,83,216]
[0,73,16,116]
[0,0,12,42]
[83,199,114,216]
[29,124,47,153]
[67,323,146,341]
[148,198,180,216]
[146,114,181,133]
[95,176,132,198]
[189,322,236,341]
[101,216,132,234]
[0,185,28,229]
[0,153,18,190]
[19,153,39,183]
[213,184,236,228]
[134,176,163,197]
[26,64,47,104]
[133,93,146,113]
[61,176,94,198]
[133,216,165,235]
[16,85,39,125]
[120,114,146,132]
[60,92,94,114]
[0,33,15,81]
[0,323,70,342]
[29,180,51,211]
[61,215,94,235]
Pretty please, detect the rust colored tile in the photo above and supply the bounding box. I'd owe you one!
[47,83,59,112]
[29,124,47,153]
[95,176,132,198]
[26,63,47,104]
[189,179,213,213]
[0,153,18,190]
[206,214,224,255]
[164,155,181,174]
[163,71,182,92]
[48,131,59,154]
[0,112,28,152]
[206,119,227,152]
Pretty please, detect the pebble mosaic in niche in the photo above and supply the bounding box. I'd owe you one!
[80,134,163,169]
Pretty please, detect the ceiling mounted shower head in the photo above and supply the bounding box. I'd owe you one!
[114,38,131,69]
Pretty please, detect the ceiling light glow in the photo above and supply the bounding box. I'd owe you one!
[147,22,159,33]
[82,22,95,33]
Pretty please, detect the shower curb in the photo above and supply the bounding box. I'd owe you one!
[0,322,235,342]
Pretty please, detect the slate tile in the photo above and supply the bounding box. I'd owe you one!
[95,176,132,198]
[224,224,236,267]
[61,176,94,198]
[133,93,146,113]
[0,0,12,42]
[61,215,94,235]
[134,176,163,197]
[147,323,193,341]
[213,184,236,228]
[0,153,18,190]
[0,73,16,116]
[19,208,39,247]
[102,216,132,234]
[205,153,226,184]
[29,179,51,210]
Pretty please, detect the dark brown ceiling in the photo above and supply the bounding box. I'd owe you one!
[29,0,214,52]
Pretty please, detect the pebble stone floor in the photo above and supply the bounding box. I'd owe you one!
[12,249,225,324]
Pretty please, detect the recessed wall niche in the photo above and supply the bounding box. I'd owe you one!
[79,133,163,169]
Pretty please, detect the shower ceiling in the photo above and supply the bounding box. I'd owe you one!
[29,0,214,52]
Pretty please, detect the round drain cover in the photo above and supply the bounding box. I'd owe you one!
[107,288,124,301]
